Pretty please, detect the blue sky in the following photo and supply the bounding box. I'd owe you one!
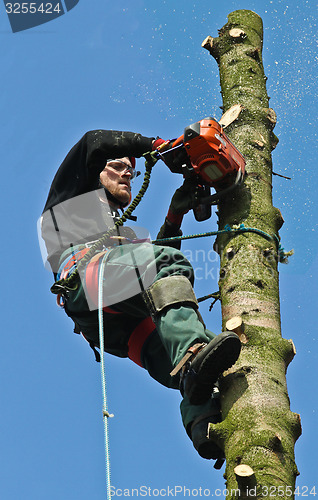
[1,0,317,498]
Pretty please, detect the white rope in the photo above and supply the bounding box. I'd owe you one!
[98,253,114,500]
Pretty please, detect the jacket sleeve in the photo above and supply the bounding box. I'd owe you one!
[43,130,154,212]
[86,130,154,170]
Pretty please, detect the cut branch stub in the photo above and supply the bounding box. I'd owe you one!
[226,316,248,344]
[229,28,246,40]
[265,107,277,128]
[284,339,297,367]
[270,132,279,150]
[252,139,265,150]
[270,432,283,451]
[234,464,257,494]
[201,35,220,62]
[246,47,261,61]
[201,35,214,51]
[226,316,244,335]
[288,339,297,357]
[219,104,244,127]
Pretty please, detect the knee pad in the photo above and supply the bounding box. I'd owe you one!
[143,275,198,317]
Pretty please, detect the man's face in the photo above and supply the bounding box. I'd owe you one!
[99,157,133,205]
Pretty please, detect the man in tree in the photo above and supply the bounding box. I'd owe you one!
[40,129,241,460]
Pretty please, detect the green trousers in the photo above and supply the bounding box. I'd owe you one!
[60,242,218,430]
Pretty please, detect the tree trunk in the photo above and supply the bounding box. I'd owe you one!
[202,10,301,498]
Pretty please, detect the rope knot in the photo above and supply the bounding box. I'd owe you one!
[278,245,294,264]
[103,410,114,418]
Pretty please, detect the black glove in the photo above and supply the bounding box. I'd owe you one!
[155,219,183,250]
[168,178,201,217]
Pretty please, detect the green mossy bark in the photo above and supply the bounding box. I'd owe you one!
[203,10,301,498]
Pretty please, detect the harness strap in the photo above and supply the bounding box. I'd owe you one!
[58,248,90,279]
[170,342,206,376]
[56,248,91,308]
[72,322,101,362]
[87,338,101,362]
[57,249,122,315]
[84,251,122,315]
[128,317,156,367]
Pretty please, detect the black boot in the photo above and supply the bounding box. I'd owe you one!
[180,331,241,405]
[188,390,224,461]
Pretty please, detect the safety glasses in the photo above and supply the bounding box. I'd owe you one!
[106,159,137,179]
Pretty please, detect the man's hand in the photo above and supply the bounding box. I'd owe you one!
[152,138,172,153]
[169,179,200,215]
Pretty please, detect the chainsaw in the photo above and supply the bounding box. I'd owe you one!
[157,117,246,221]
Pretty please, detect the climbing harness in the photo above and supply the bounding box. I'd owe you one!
[98,252,114,500]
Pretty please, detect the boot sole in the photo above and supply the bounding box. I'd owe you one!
[185,332,241,405]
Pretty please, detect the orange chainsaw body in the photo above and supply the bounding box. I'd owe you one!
[166,117,246,189]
